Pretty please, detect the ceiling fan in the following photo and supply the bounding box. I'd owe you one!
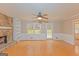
[32,12,48,23]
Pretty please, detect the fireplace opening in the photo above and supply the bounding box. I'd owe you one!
[0,36,7,44]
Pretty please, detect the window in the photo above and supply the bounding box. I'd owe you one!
[26,23,53,39]
[27,29,41,34]
[27,23,41,34]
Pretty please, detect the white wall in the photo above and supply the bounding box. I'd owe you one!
[53,21,64,33]
[13,17,75,45]
[13,17,63,41]
[62,19,75,45]
[53,20,75,45]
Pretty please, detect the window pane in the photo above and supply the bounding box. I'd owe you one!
[34,30,41,34]
[27,29,34,34]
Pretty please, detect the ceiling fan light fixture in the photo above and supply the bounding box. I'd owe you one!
[37,17,42,20]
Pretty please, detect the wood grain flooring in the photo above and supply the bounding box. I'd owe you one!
[2,40,79,56]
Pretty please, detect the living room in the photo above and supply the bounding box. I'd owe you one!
[0,3,78,56]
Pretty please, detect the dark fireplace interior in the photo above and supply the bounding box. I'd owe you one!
[0,36,7,44]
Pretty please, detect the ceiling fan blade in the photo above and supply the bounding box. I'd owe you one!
[42,16,48,19]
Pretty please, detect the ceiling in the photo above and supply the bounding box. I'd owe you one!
[0,3,79,21]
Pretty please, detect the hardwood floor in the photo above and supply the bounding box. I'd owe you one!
[2,40,78,56]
